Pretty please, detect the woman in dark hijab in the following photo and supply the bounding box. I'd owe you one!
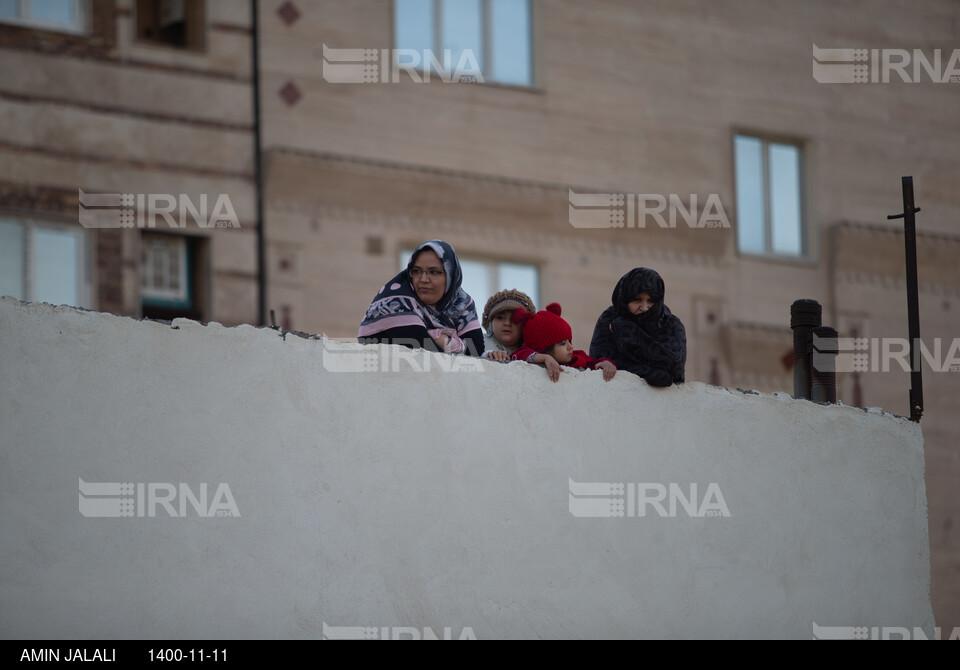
[589,268,686,387]
[358,240,484,356]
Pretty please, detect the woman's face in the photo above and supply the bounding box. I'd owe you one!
[409,249,446,308]
[628,292,655,315]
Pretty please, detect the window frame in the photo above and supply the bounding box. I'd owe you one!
[0,216,92,308]
[733,131,812,262]
[134,0,207,53]
[392,0,535,87]
[0,0,87,34]
[140,232,191,308]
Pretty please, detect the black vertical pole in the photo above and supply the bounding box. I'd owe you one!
[888,176,923,422]
[252,0,267,327]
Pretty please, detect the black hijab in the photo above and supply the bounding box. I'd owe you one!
[602,268,686,383]
[611,267,667,332]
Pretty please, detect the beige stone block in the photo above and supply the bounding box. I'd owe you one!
[208,29,253,76]
[260,0,391,45]
[0,99,253,173]
[210,0,252,28]
[0,148,257,223]
[211,228,258,275]
[211,273,258,326]
[0,47,253,125]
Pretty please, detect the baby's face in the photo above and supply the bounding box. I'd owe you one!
[491,312,522,347]
[550,339,574,364]
[628,292,655,315]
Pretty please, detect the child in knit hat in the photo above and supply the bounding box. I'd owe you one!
[510,303,617,383]
[480,289,537,362]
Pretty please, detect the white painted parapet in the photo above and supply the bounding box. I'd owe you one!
[0,298,935,639]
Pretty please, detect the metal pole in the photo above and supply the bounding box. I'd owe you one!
[252,0,267,327]
[887,176,924,422]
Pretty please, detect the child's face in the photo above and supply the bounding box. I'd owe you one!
[628,292,655,315]
[491,311,522,347]
[548,339,574,364]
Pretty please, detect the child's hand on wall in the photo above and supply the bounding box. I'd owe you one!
[597,360,616,381]
[487,350,509,362]
[541,355,561,382]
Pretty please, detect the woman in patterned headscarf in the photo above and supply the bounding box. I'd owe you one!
[589,268,686,387]
[358,240,484,355]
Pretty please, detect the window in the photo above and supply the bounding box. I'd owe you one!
[135,0,205,51]
[400,248,539,316]
[0,0,86,33]
[141,234,188,306]
[141,233,203,321]
[394,0,533,86]
[0,218,89,308]
[734,134,807,258]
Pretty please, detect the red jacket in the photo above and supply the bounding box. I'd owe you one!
[510,346,615,371]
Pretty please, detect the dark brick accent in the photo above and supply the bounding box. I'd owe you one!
[210,22,251,35]
[0,140,254,182]
[277,2,300,26]
[279,81,302,106]
[0,90,254,132]
[97,228,124,315]
[0,181,76,218]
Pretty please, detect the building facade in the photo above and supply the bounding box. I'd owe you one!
[0,0,258,326]
[2,0,958,629]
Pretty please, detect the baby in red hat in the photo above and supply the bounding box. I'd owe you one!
[510,303,616,383]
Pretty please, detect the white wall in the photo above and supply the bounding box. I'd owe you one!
[0,297,934,639]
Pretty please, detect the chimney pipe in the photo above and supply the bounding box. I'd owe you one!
[810,326,838,404]
[790,299,822,399]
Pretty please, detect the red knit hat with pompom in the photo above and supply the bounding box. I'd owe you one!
[511,303,572,353]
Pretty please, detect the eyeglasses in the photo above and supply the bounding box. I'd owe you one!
[409,268,445,279]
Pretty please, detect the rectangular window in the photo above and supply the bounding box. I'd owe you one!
[0,218,89,308]
[139,232,211,325]
[734,133,807,258]
[400,248,539,317]
[0,0,85,33]
[141,233,189,306]
[394,0,533,86]
[135,0,205,51]
[140,233,207,322]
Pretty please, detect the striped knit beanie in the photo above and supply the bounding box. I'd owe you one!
[481,289,536,331]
